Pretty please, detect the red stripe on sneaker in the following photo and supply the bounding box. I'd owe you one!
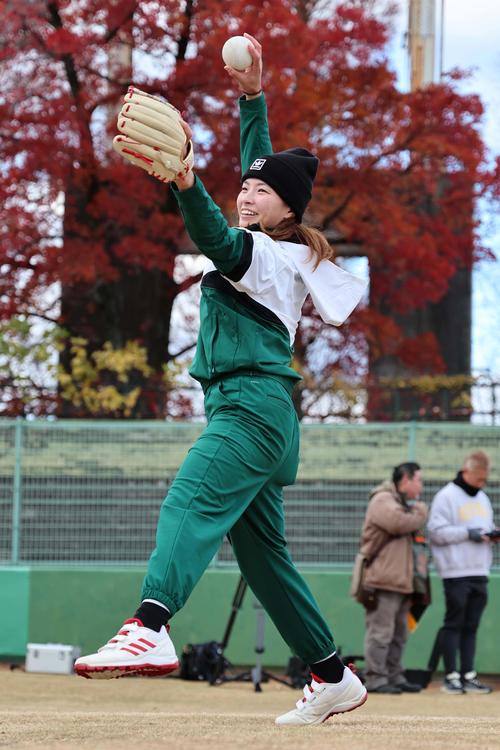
[120,647,141,656]
[311,672,326,683]
[128,642,148,652]
[138,638,156,648]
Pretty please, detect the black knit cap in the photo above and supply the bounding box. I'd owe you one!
[241,147,319,223]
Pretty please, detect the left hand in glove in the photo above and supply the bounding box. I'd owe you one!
[112,86,194,183]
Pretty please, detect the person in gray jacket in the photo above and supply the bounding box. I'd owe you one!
[428,450,499,695]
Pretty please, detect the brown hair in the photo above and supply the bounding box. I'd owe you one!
[262,217,335,270]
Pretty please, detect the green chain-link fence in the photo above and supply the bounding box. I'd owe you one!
[1,419,499,567]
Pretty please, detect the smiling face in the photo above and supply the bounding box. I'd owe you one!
[237,178,293,229]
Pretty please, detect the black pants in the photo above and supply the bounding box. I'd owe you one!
[441,576,488,675]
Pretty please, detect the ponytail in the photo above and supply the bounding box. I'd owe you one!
[263,217,335,270]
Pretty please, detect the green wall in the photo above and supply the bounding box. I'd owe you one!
[2,567,500,673]
[0,567,30,658]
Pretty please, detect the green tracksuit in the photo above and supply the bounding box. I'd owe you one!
[141,95,335,663]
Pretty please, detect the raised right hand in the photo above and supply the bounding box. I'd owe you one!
[224,33,263,97]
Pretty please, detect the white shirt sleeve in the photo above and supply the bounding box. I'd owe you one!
[283,243,368,326]
[428,489,469,545]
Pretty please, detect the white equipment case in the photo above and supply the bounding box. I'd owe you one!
[25,643,81,674]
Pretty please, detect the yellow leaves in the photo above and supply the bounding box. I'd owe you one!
[450,391,472,410]
[379,373,475,394]
[162,358,189,389]
[0,317,59,365]
[76,385,141,415]
[58,338,152,417]
[92,341,152,383]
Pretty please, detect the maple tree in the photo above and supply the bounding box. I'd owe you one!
[1,0,498,418]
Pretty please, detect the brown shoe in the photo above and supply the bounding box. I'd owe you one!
[396,681,422,693]
[368,684,402,694]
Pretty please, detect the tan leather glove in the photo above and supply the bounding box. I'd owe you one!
[112,86,194,183]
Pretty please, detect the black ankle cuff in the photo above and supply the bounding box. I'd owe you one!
[310,653,345,683]
[134,602,170,632]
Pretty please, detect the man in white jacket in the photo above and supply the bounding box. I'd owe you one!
[428,450,499,694]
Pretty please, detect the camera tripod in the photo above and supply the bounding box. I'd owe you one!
[215,575,295,692]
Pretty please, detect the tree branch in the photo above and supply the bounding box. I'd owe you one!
[169,341,197,359]
[176,0,194,62]
[46,1,81,99]
[26,311,60,324]
[104,1,138,44]
[320,128,424,228]
[177,272,202,293]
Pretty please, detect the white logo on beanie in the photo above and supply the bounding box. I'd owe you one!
[249,158,266,170]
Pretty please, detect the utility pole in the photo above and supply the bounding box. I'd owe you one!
[408,0,437,89]
[396,0,472,422]
[439,0,445,80]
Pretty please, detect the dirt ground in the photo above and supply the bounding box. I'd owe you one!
[1,668,499,750]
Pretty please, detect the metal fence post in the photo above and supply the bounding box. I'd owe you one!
[408,420,417,461]
[11,418,23,564]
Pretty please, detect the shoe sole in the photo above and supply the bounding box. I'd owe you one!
[276,689,368,726]
[75,661,179,679]
[320,689,368,723]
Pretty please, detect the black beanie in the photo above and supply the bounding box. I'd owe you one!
[241,147,319,223]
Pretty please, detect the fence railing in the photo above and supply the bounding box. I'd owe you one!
[1,419,499,567]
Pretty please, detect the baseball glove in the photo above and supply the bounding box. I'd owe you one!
[112,86,194,183]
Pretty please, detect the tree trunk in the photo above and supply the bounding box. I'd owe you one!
[367,265,472,420]
[59,266,178,418]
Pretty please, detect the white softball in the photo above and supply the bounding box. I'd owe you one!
[222,36,252,71]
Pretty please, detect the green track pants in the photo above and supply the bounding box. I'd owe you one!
[141,374,336,664]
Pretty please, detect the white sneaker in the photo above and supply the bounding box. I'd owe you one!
[462,671,492,694]
[441,671,465,695]
[275,666,367,726]
[74,618,179,679]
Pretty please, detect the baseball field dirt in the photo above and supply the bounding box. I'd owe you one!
[1,668,499,749]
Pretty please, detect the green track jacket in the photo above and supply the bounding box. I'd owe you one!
[172,95,366,393]
[172,95,300,392]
